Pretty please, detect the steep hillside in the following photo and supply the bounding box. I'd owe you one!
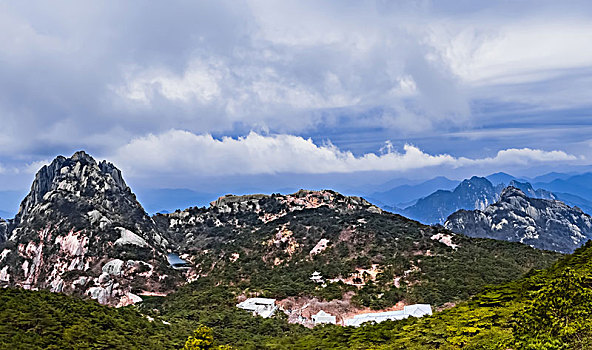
[265,240,592,349]
[0,151,181,306]
[155,190,559,313]
[0,223,587,350]
[445,187,592,253]
[0,288,185,349]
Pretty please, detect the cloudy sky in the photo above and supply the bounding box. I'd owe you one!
[1,0,592,197]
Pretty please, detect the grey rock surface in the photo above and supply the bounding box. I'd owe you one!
[445,187,592,253]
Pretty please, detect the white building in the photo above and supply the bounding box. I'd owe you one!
[310,271,324,283]
[236,298,277,318]
[344,304,432,327]
[403,304,433,318]
[312,310,337,325]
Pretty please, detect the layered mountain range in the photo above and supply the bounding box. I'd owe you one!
[0,151,561,310]
[445,186,592,253]
[0,152,590,349]
[388,175,592,225]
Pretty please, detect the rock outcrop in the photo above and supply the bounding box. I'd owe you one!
[0,218,8,245]
[444,187,592,253]
[155,189,381,249]
[0,151,180,306]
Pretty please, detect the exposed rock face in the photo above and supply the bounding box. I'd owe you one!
[0,218,7,245]
[445,187,592,253]
[0,151,180,306]
[400,177,502,224]
[155,189,381,248]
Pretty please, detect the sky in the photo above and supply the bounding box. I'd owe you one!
[1,0,592,200]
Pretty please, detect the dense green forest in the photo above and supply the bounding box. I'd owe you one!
[2,240,592,349]
[0,289,182,349]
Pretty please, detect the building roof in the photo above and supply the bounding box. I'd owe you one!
[312,309,337,324]
[314,310,331,317]
[403,304,432,317]
[237,297,276,306]
[236,298,278,318]
[344,304,432,327]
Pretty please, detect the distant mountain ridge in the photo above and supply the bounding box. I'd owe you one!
[445,186,592,253]
[534,173,592,202]
[394,176,503,224]
[377,173,592,224]
[486,172,526,186]
[507,180,556,200]
[367,176,458,208]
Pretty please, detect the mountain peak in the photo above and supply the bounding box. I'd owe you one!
[500,186,527,199]
[15,151,131,223]
[446,186,592,253]
[460,176,492,188]
[70,150,95,163]
[1,152,178,305]
[508,180,533,191]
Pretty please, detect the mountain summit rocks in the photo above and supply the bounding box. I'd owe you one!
[445,187,592,253]
[0,151,180,306]
[156,189,382,249]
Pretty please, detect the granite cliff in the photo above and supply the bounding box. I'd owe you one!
[0,151,181,306]
[445,187,592,253]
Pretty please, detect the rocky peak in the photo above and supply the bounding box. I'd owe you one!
[400,176,500,224]
[98,160,127,190]
[445,187,592,253]
[15,151,132,225]
[499,186,526,199]
[455,177,500,200]
[208,190,378,216]
[0,151,180,306]
[507,180,556,200]
[459,176,492,189]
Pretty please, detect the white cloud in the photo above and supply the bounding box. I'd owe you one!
[23,160,51,174]
[109,1,473,135]
[429,18,592,86]
[109,2,592,139]
[1,1,592,163]
[111,129,580,177]
[117,60,223,105]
